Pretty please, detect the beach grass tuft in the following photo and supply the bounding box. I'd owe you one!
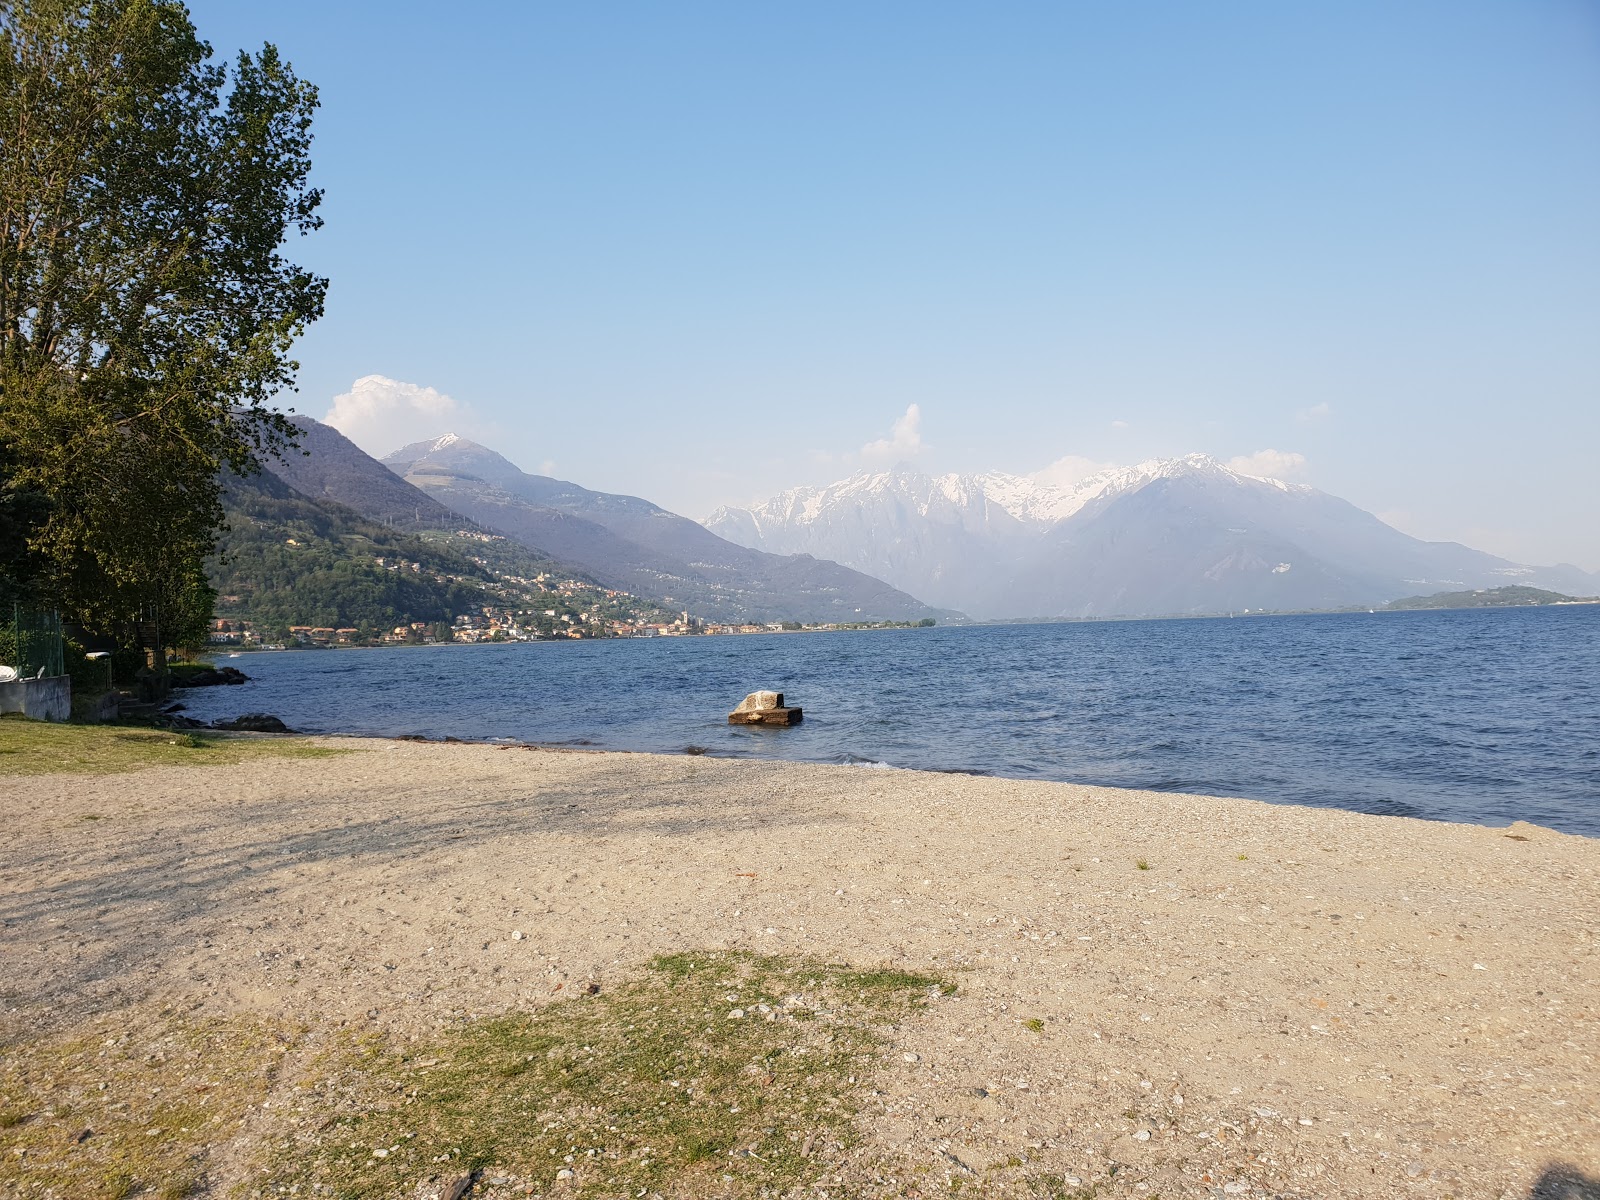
[0,1012,300,1200]
[1136,858,1150,870]
[272,949,950,1198]
[0,716,351,776]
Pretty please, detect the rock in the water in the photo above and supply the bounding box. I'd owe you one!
[733,690,784,712]
[728,691,802,726]
[212,713,293,733]
[173,666,250,688]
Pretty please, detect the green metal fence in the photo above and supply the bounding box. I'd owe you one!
[6,606,65,679]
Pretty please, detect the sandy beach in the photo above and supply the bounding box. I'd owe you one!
[1,738,1596,1199]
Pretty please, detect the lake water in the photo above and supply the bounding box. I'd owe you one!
[177,606,1600,838]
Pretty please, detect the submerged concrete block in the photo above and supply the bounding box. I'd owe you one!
[728,690,802,726]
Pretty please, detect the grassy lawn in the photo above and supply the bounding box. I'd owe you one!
[0,952,951,1199]
[0,715,349,776]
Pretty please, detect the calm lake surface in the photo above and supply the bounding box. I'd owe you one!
[179,606,1600,837]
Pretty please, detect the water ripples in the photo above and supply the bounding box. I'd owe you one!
[176,606,1600,837]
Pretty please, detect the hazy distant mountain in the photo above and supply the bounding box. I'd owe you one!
[707,455,1600,619]
[1384,585,1595,611]
[380,434,945,624]
[706,469,1035,617]
[268,416,470,532]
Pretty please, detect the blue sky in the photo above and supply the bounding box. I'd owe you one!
[190,1,1600,569]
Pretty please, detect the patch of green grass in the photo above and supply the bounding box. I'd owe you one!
[1022,1018,1045,1033]
[0,716,352,776]
[274,950,951,1199]
[0,1011,299,1200]
[163,662,216,686]
[1237,854,1248,861]
[1135,859,1150,870]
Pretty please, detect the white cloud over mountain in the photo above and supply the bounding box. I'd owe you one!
[860,404,926,464]
[324,375,471,457]
[1226,448,1308,480]
[1030,454,1119,490]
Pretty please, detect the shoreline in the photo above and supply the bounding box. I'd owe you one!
[168,605,1600,844]
[210,597,1600,655]
[172,722,1600,843]
[3,741,1596,1197]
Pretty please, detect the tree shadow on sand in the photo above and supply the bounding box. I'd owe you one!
[1531,1164,1600,1200]
[0,752,850,1022]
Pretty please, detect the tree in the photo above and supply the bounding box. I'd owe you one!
[0,0,324,650]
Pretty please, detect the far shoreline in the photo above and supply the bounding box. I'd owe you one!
[211,595,1600,656]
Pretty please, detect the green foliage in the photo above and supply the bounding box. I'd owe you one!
[3,604,62,676]
[211,471,497,631]
[211,471,682,637]
[0,0,324,645]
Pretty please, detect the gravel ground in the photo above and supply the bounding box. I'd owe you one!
[1,738,1596,1199]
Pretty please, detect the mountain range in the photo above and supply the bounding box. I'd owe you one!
[251,420,1596,623]
[378,433,942,624]
[254,418,942,625]
[706,456,1600,619]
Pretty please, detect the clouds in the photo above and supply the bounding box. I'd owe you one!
[1226,448,1308,480]
[324,375,471,456]
[1297,402,1332,422]
[1031,454,1119,489]
[860,403,927,464]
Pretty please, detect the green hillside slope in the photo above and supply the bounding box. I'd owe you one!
[211,471,676,642]
[1383,585,1593,610]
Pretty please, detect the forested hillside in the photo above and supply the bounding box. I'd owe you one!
[213,471,676,641]
[213,471,498,635]
[1383,585,1593,611]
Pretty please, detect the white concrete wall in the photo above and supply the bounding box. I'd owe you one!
[0,675,72,722]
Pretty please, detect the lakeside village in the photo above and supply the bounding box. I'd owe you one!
[211,546,934,651]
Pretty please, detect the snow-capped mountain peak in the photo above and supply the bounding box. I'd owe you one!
[709,454,1309,544]
[701,450,1590,620]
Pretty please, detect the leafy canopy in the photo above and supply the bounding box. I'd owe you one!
[0,0,324,641]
